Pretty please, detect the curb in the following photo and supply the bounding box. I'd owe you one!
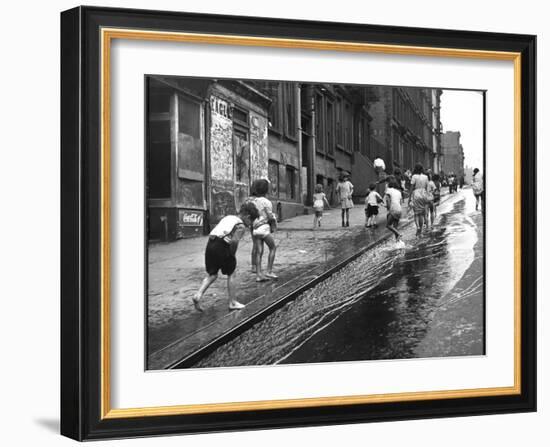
[167,192,454,369]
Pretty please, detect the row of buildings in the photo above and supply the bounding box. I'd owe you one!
[147,76,464,241]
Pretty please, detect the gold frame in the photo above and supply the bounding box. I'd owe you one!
[100,27,522,420]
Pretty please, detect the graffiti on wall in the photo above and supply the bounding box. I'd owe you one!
[210,97,233,182]
[249,112,268,181]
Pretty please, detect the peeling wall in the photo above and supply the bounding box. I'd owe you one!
[210,97,233,182]
[210,96,236,222]
[208,96,271,223]
[249,112,268,181]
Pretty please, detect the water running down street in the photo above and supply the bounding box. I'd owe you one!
[194,189,484,368]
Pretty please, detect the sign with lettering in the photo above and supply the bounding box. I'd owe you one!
[210,96,233,119]
[178,210,204,227]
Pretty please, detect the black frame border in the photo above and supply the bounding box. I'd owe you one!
[61,6,536,441]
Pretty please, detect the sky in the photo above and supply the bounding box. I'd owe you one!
[439,89,484,172]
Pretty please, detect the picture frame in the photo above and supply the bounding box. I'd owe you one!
[60,5,536,441]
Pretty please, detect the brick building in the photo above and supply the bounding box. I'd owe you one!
[146,75,272,241]
[441,130,465,179]
[369,86,443,175]
[146,77,444,241]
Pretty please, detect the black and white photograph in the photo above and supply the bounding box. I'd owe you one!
[146,76,485,370]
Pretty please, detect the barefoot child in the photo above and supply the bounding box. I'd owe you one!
[426,173,440,228]
[385,180,403,240]
[251,179,278,281]
[365,183,383,227]
[336,174,354,227]
[192,202,259,312]
[312,184,331,228]
[472,168,483,211]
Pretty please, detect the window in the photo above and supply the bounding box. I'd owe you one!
[232,107,248,127]
[147,79,172,199]
[283,83,297,139]
[326,100,334,156]
[178,95,201,138]
[336,97,343,146]
[358,116,365,157]
[233,128,249,184]
[286,166,297,200]
[176,94,205,208]
[344,101,352,153]
[232,108,250,186]
[315,94,324,153]
[268,160,280,197]
[259,82,282,134]
[148,120,172,199]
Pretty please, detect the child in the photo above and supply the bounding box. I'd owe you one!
[312,184,331,228]
[192,202,259,312]
[248,180,261,274]
[336,174,354,227]
[426,174,441,228]
[472,168,483,211]
[251,179,278,282]
[384,180,403,240]
[365,183,383,228]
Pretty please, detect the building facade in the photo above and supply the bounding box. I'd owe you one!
[301,84,380,203]
[369,86,443,175]
[147,76,273,241]
[146,77,445,241]
[441,130,465,179]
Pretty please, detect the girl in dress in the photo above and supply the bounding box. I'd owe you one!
[408,163,430,236]
[312,184,331,229]
[336,174,354,227]
[426,173,438,229]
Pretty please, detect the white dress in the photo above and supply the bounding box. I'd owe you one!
[336,181,354,209]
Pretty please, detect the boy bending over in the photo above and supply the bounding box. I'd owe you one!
[192,202,259,312]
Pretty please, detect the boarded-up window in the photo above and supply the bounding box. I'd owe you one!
[177,95,204,208]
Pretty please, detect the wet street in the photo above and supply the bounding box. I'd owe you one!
[193,188,484,368]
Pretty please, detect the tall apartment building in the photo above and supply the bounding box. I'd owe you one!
[369,86,443,174]
[441,131,465,178]
[146,76,445,241]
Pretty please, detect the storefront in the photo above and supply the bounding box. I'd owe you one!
[146,76,271,241]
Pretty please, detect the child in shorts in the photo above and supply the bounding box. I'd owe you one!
[251,179,278,282]
[384,180,403,240]
[365,183,383,228]
[312,184,331,229]
[192,202,259,312]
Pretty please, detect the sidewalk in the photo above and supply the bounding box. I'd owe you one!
[148,190,450,369]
